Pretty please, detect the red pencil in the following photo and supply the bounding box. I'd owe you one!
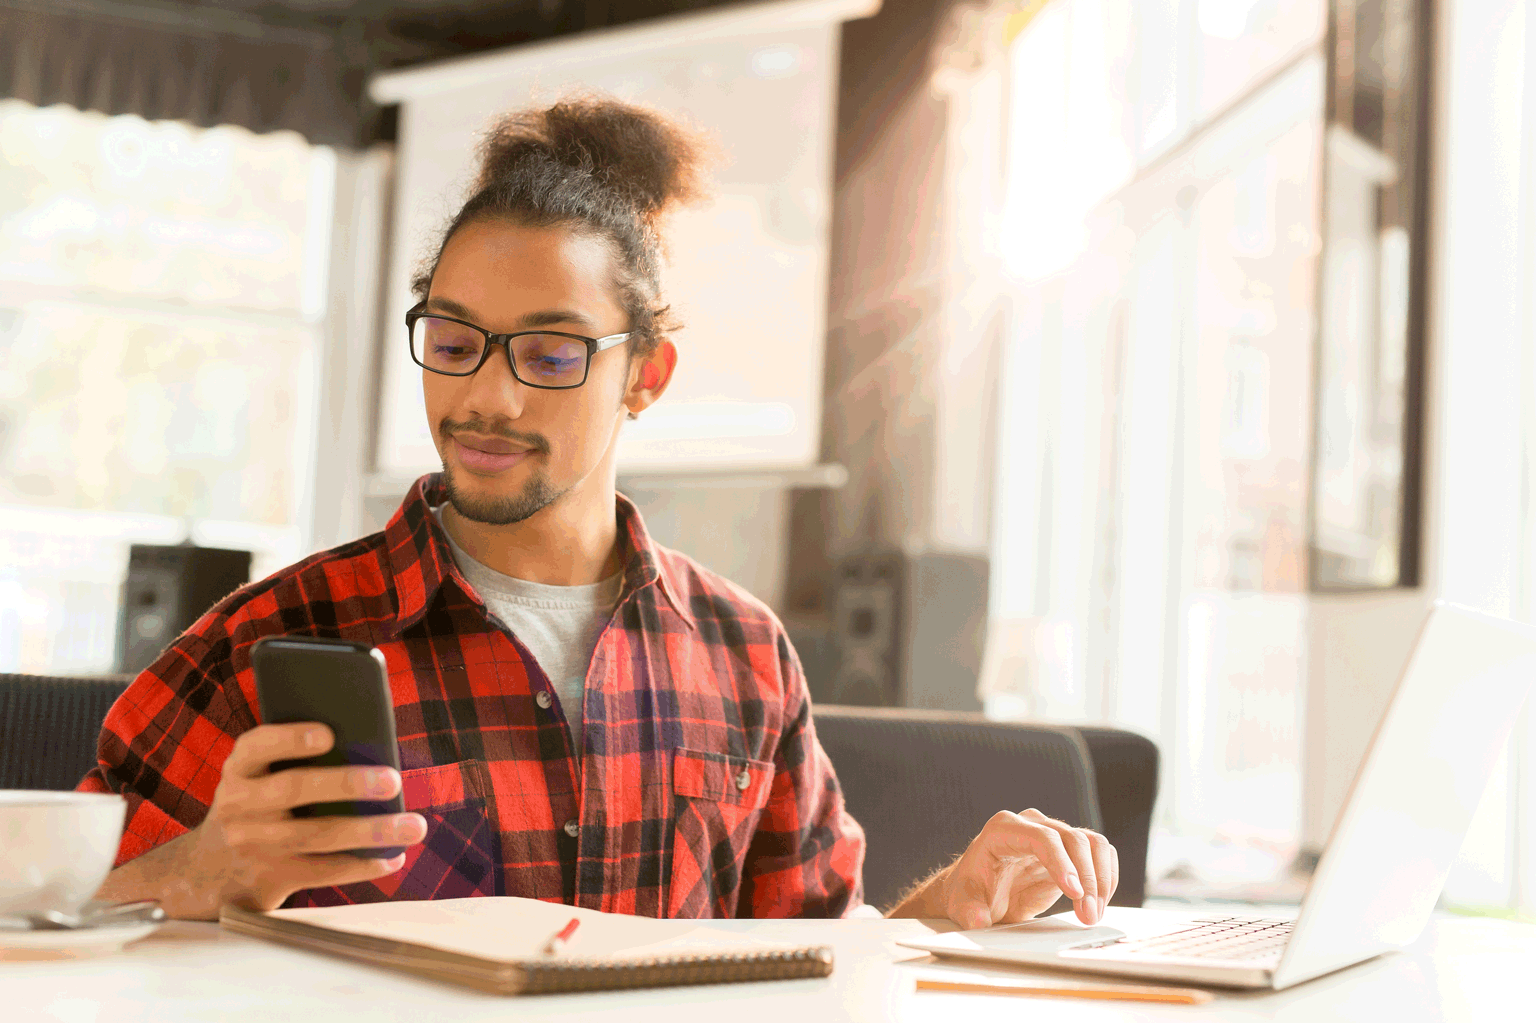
[542,917,581,956]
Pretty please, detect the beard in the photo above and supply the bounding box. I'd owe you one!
[438,418,565,525]
[442,463,563,524]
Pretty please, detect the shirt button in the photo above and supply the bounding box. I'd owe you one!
[563,819,580,839]
[535,691,553,710]
[735,769,752,791]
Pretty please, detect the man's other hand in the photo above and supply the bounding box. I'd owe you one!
[885,808,1119,928]
[95,723,427,919]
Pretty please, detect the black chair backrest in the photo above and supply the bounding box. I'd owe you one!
[812,705,1103,912]
[0,675,1159,908]
[0,673,132,791]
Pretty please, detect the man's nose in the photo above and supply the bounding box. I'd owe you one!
[462,342,528,417]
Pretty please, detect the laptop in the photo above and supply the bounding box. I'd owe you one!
[897,601,1536,990]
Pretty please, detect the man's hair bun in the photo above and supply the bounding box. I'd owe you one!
[474,96,713,225]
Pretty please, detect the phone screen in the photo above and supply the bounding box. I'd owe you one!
[251,636,406,858]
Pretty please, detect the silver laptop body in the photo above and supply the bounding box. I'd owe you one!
[898,601,1536,990]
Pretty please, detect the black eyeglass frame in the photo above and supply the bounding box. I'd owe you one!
[405,302,631,388]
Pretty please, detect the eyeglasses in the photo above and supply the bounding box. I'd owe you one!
[405,302,630,389]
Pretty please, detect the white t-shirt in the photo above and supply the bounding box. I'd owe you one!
[431,505,622,770]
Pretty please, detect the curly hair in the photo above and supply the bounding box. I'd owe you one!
[411,95,716,356]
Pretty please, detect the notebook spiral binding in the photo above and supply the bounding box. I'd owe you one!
[519,946,835,994]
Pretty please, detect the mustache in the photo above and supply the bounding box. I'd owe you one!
[440,417,551,455]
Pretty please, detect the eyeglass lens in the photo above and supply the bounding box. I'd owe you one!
[411,316,588,386]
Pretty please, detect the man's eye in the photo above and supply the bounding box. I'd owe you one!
[517,336,586,380]
[531,355,581,373]
[433,344,478,359]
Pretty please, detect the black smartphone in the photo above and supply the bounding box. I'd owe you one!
[251,635,406,859]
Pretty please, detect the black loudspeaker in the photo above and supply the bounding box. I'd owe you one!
[115,545,252,675]
[824,552,906,707]
[811,550,989,712]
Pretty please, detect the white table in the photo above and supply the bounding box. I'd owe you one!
[5,912,1531,1022]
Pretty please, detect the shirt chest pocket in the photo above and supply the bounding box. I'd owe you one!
[394,760,502,900]
[282,759,501,909]
[667,747,773,918]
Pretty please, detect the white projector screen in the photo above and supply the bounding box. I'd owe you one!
[369,0,877,476]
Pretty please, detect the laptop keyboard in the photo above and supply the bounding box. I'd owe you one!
[1092,916,1294,961]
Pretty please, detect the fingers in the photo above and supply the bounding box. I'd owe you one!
[981,811,1085,900]
[225,722,333,779]
[292,852,409,893]
[1063,826,1113,921]
[945,811,1082,930]
[943,810,1123,931]
[997,858,1058,925]
[224,813,426,856]
[229,852,409,912]
[1020,809,1101,923]
[253,764,402,812]
[943,851,1007,931]
[1089,830,1117,909]
[184,723,421,919]
[1108,840,1120,902]
[1020,810,1122,923]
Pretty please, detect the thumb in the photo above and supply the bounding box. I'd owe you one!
[943,859,999,930]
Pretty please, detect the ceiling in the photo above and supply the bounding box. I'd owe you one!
[109,0,737,69]
[1,0,752,144]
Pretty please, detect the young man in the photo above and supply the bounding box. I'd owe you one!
[83,98,1117,927]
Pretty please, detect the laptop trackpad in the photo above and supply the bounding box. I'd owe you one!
[898,916,1126,959]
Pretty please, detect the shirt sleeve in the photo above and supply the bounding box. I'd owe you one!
[76,624,253,867]
[737,631,867,918]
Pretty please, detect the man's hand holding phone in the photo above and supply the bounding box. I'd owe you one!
[96,637,421,919]
[99,723,425,920]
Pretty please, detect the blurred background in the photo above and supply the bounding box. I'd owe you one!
[0,0,1531,920]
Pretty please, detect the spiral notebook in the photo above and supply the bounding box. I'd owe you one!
[220,897,834,995]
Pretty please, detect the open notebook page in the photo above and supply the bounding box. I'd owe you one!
[267,897,782,962]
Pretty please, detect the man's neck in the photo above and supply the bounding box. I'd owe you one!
[439,487,624,586]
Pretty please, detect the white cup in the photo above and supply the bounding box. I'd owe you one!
[0,791,126,916]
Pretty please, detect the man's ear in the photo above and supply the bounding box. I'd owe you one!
[624,340,677,418]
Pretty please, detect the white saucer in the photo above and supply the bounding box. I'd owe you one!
[0,919,161,954]
[0,901,164,957]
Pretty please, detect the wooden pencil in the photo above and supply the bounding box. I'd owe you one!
[914,977,1215,1004]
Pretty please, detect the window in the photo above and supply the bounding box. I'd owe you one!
[0,100,333,674]
[987,0,1327,897]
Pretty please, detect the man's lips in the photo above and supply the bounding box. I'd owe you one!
[450,435,533,473]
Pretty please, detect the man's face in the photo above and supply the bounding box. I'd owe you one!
[422,219,634,526]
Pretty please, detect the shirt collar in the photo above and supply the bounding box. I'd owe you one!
[384,473,696,632]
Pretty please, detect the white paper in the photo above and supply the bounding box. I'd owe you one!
[270,896,794,963]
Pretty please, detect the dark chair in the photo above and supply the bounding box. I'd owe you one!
[0,674,1161,911]
[0,673,132,791]
[813,705,1157,911]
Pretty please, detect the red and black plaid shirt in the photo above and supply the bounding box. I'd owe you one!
[79,474,865,918]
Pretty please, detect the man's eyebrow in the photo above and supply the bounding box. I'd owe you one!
[515,309,601,331]
[422,296,478,320]
[422,297,600,332]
